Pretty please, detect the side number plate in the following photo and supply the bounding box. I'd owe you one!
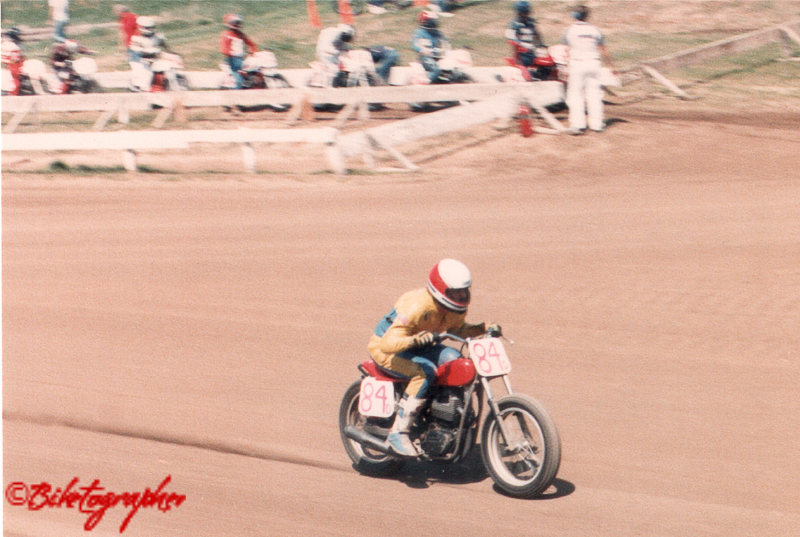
[359,377,395,418]
[469,337,512,377]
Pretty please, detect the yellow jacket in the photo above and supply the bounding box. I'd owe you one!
[368,288,485,365]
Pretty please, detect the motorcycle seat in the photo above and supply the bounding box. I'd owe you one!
[359,360,409,382]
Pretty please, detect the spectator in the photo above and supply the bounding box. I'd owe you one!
[48,0,70,42]
[561,4,615,134]
[114,4,139,62]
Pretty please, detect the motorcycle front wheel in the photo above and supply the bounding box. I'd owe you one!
[339,379,403,476]
[480,394,561,498]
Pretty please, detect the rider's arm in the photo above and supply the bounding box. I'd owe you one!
[378,322,420,354]
[244,33,258,54]
[377,293,428,354]
[451,320,486,339]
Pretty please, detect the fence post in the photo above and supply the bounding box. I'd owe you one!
[242,142,257,173]
[122,150,137,172]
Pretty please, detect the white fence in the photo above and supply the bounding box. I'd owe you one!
[3,127,344,174]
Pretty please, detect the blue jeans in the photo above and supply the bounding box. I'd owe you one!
[370,47,399,83]
[420,55,441,83]
[53,20,68,42]
[395,344,462,399]
[227,56,245,89]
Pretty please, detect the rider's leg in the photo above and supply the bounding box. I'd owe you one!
[385,344,459,456]
[374,48,399,83]
[228,56,244,89]
[420,55,441,83]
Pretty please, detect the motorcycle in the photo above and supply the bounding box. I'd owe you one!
[408,48,474,111]
[50,56,102,94]
[220,51,292,112]
[502,44,568,84]
[339,332,561,498]
[130,50,190,92]
[1,58,49,95]
[308,49,383,112]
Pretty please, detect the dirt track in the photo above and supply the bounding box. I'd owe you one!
[3,100,800,536]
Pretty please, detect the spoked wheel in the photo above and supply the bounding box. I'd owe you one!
[480,394,561,498]
[265,74,292,111]
[339,380,403,476]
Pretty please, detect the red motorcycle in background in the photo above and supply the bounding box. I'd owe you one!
[504,43,568,83]
[339,332,561,498]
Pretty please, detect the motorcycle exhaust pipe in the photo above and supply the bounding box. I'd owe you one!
[344,426,392,455]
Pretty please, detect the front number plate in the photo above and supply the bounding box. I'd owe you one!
[469,337,512,377]
[359,377,395,418]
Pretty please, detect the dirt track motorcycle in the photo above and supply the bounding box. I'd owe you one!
[407,48,474,111]
[503,44,567,83]
[220,51,292,91]
[220,51,292,111]
[308,49,383,112]
[340,332,561,498]
[2,58,49,95]
[50,56,102,94]
[130,50,190,92]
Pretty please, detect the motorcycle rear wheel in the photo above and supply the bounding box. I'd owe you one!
[480,394,561,498]
[339,379,403,476]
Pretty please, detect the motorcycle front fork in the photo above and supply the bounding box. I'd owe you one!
[482,375,523,451]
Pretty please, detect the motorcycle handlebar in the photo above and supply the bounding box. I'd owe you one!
[438,331,514,345]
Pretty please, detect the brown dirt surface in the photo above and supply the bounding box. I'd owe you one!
[4,95,800,536]
[4,0,800,532]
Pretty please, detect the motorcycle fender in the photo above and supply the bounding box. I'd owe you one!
[436,358,475,387]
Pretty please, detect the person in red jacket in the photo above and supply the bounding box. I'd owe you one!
[114,5,139,62]
[219,13,257,89]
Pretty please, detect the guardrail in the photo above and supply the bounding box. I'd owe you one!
[2,80,565,132]
[3,127,344,174]
[618,20,800,96]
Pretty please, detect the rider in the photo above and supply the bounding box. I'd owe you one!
[129,16,172,63]
[505,1,547,79]
[315,23,355,87]
[2,30,25,95]
[50,39,93,94]
[219,13,258,90]
[410,9,451,83]
[128,16,172,91]
[368,259,500,457]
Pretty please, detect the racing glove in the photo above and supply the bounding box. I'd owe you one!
[412,331,438,348]
[486,324,502,337]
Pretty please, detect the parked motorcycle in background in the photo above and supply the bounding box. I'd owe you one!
[339,332,561,498]
[220,50,291,91]
[1,37,50,95]
[131,50,190,92]
[407,48,474,111]
[503,43,568,84]
[309,48,383,111]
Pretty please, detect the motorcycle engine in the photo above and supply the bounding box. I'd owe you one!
[430,390,464,423]
[419,423,456,457]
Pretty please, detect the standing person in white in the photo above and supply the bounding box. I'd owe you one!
[49,0,70,42]
[561,5,614,134]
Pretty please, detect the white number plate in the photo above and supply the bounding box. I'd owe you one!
[358,377,395,418]
[469,338,512,377]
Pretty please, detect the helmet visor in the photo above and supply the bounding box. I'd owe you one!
[445,287,470,306]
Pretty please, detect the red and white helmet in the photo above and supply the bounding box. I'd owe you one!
[418,10,439,29]
[427,259,472,312]
[224,13,242,29]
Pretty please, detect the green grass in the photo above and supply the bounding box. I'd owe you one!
[3,1,799,92]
